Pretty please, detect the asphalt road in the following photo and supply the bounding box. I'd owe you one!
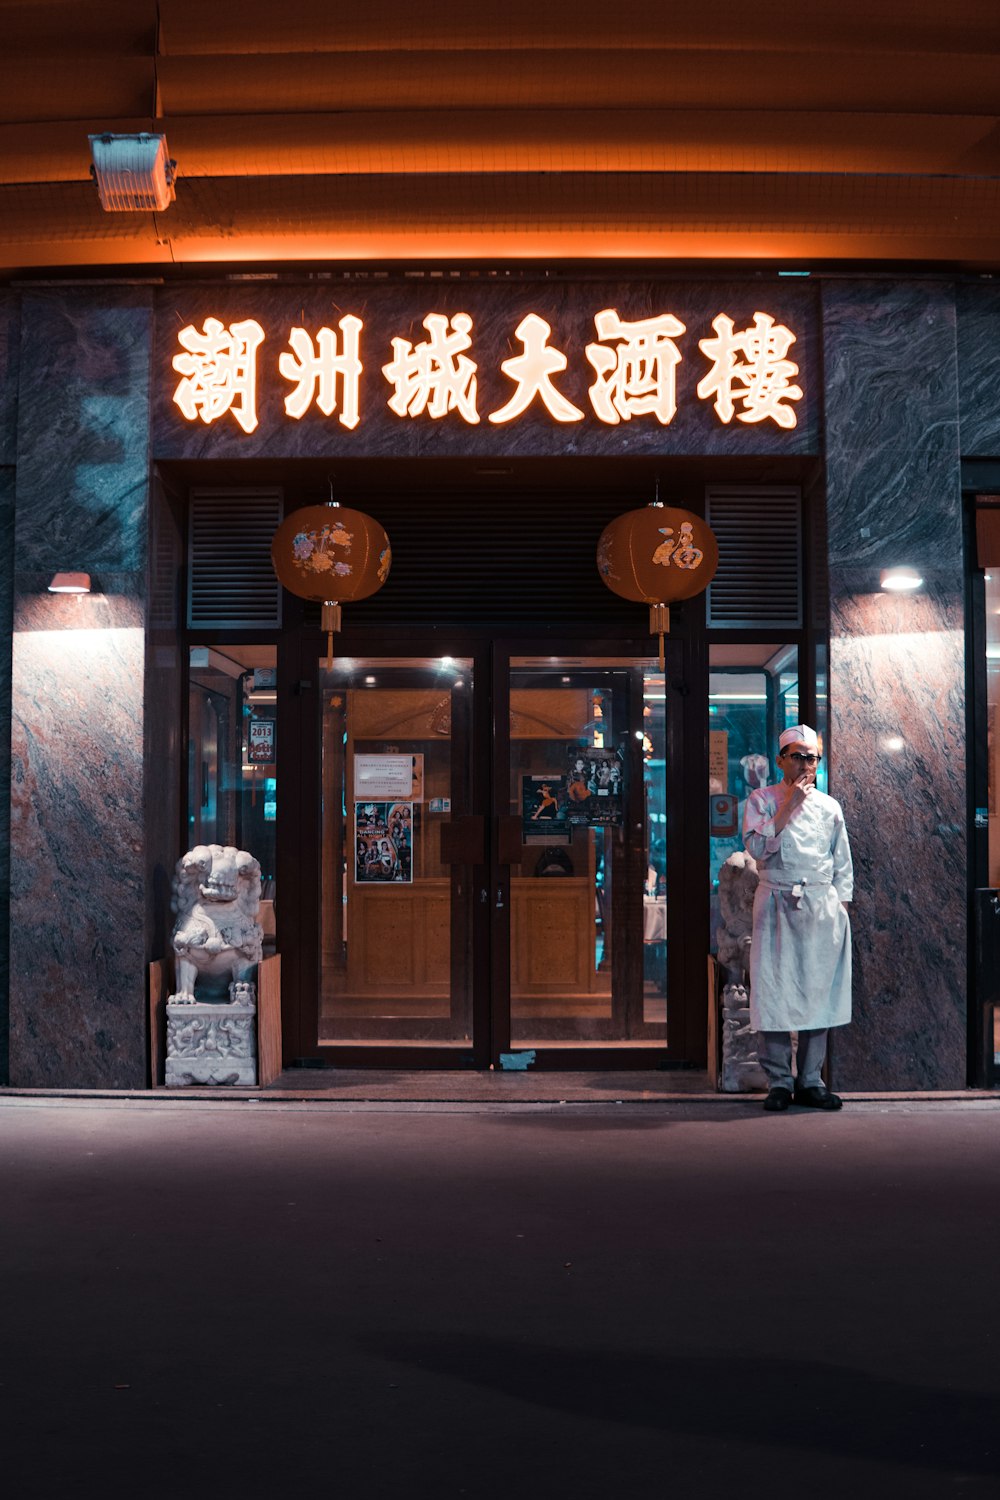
[1,1095,998,1500]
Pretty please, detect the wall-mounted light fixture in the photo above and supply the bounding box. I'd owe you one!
[880,566,923,592]
[89,133,176,212]
[47,572,91,594]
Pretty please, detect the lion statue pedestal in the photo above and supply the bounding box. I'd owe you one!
[165,845,264,1087]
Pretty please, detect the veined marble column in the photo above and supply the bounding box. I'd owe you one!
[0,290,20,1083]
[957,284,1000,457]
[10,290,153,1087]
[823,282,966,1090]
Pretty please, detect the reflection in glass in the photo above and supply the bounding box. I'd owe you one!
[986,571,1000,1068]
[707,645,796,954]
[187,645,277,953]
[814,642,829,795]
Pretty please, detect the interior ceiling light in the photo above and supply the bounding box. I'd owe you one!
[880,566,924,592]
[48,572,90,594]
[88,133,176,213]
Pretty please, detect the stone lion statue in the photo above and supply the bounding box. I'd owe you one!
[169,844,263,1005]
[716,849,758,985]
[716,850,767,1092]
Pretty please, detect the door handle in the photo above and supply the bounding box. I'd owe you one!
[440,815,486,864]
[495,885,505,911]
[497,814,524,865]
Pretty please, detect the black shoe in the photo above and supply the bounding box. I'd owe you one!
[763,1086,792,1112]
[793,1085,843,1111]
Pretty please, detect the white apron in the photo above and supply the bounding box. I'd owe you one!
[743,786,853,1033]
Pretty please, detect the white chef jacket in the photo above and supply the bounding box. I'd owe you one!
[743,784,854,1032]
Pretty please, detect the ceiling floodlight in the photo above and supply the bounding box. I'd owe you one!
[48,572,91,594]
[880,566,923,592]
[88,133,176,212]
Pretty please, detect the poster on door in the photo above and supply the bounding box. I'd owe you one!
[355,801,413,883]
[521,775,571,844]
[565,749,624,826]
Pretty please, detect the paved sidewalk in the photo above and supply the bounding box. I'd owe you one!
[5,1064,998,1103]
[1,1095,998,1500]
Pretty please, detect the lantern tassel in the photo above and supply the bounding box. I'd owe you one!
[649,604,670,672]
[321,601,342,671]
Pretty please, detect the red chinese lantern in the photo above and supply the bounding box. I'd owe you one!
[597,504,718,667]
[271,504,391,666]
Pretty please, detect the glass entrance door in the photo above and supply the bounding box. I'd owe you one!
[498,652,672,1055]
[303,639,683,1066]
[318,654,478,1048]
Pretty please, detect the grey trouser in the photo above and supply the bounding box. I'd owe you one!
[758,1029,828,1091]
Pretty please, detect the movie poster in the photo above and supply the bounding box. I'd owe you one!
[521,775,570,844]
[565,749,624,827]
[355,801,413,883]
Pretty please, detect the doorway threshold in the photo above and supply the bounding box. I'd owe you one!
[263,1069,713,1102]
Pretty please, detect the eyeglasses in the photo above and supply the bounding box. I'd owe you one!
[788,751,819,764]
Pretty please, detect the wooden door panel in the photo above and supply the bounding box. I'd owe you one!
[511,878,597,994]
[345,881,450,997]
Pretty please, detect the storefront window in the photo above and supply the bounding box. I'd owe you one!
[187,645,277,953]
[708,645,796,952]
[987,570,1000,890]
[985,570,1000,1070]
[814,642,829,794]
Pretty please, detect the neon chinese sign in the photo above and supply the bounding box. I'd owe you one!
[171,307,802,435]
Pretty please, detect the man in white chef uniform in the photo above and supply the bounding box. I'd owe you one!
[743,724,854,1113]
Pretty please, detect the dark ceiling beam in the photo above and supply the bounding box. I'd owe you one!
[154,0,1000,57]
[0,0,156,53]
[151,49,1000,117]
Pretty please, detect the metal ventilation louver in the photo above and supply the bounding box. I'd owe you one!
[89,133,176,212]
[187,489,283,629]
[706,485,802,628]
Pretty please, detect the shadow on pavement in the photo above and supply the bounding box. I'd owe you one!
[359,1331,1000,1478]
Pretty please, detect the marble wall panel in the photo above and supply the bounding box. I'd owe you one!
[828,584,966,1089]
[10,585,147,1086]
[151,279,821,461]
[0,291,19,464]
[0,467,13,1082]
[11,288,154,1088]
[16,290,153,571]
[956,284,1000,459]
[823,281,966,1090]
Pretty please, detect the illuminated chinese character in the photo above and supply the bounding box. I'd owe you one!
[586,309,687,426]
[172,317,265,434]
[488,313,583,425]
[278,317,363,429]
[382,313,479,423]
[697,312,802,428]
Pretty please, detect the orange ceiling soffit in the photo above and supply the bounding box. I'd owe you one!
[3,110,1000,187]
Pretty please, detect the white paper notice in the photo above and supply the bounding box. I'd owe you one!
[354,754,414,800]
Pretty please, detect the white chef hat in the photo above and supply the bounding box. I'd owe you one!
[779,724,820,752]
